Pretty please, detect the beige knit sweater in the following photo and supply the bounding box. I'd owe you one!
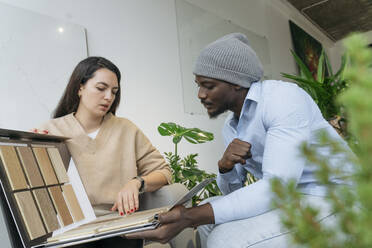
[40,113,171,205]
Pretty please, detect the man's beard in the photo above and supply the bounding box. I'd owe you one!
[208,103,229,119]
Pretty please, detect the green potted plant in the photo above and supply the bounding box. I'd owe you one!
[281,49,349,137]
[157,122,221,206]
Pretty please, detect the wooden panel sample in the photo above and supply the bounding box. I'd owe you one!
[14,191,46,240]
[62,184,84,222]
[48,186,73,226]
[17,146,44,187]
[33,147,58,185]
[0,145,28,190]
[47,147,69,183]
[33,188,60,232]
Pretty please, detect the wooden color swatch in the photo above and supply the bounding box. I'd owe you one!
[48,186,73,226]
[16,147,44,188]
[14,191,46,240]
[33,188,60,232]
[47,147,69,183]
[0,146,28,190]
[32,148,58,185]
[62,184,84,222]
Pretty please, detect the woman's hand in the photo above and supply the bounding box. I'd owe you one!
[30,128,49,134]
[111,179,141,216]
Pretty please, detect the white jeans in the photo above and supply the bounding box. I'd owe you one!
[197,195,335,248]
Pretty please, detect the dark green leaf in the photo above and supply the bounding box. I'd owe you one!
[183,128,214,144]
[290,50,314,80]
[184,135,198,144]
[333,54,348,81]
[158,122,178,136]
[323,51,334,76]
[317,50,325,83]
[172,135,182,144]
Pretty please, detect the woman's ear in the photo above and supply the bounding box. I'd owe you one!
[78,84,84,97]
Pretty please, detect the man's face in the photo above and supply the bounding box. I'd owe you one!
[195,75,235,118]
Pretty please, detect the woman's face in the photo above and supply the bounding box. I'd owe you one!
[77,68,119,118]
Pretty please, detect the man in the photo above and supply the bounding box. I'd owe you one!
[127,33,353,247]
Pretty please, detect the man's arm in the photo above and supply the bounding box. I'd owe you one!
[216,138,251,194]
[126,203,214,244]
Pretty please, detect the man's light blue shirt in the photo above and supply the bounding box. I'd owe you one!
[210,80,353,224]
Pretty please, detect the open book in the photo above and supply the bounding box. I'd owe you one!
[45,177,215,247]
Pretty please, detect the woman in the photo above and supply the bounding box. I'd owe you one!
[36,56,172,247]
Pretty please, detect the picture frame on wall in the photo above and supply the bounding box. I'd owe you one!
[289,20,324,80]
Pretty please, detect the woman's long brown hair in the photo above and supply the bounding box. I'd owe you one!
[53,56,121,118]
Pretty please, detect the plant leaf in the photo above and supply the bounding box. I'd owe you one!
[158,122,178,136]
[323,50,334,76]
[334,54,348,81]
[317,50,325,83]
[173,135,182,144]
[183,128,214,144]
[290,50,314,81]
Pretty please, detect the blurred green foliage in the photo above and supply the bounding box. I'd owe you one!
[272,33,372,247]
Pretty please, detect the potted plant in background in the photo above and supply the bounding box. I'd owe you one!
[281,49,349,138]
[157,122,221,206]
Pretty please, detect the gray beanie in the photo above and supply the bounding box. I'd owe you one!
[193,33,263,88]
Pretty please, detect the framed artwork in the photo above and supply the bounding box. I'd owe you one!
[289,20,323,79]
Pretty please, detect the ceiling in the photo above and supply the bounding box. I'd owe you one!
[286,0,372,41]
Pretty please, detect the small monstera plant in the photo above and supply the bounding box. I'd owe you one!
[158,122,221,206]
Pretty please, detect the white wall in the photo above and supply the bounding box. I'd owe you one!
[0,0,342,174]
[330,30,372,71]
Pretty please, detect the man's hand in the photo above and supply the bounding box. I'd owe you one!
[126,203,214,244]
[218,138,252,173]
[126,205,191,244]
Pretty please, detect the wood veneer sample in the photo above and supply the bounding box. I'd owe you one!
[62,184,84,222]
[33,188,60,232]
[0,146,28,190]
[32,147,58,185]
[14,191,46,240]
[16,147,44,188]
[47,147,69,183]
[48,186,73,226]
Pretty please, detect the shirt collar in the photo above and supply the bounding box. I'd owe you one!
[238,81,262,119]
[245,81,261,103]
[226,81,262,128]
